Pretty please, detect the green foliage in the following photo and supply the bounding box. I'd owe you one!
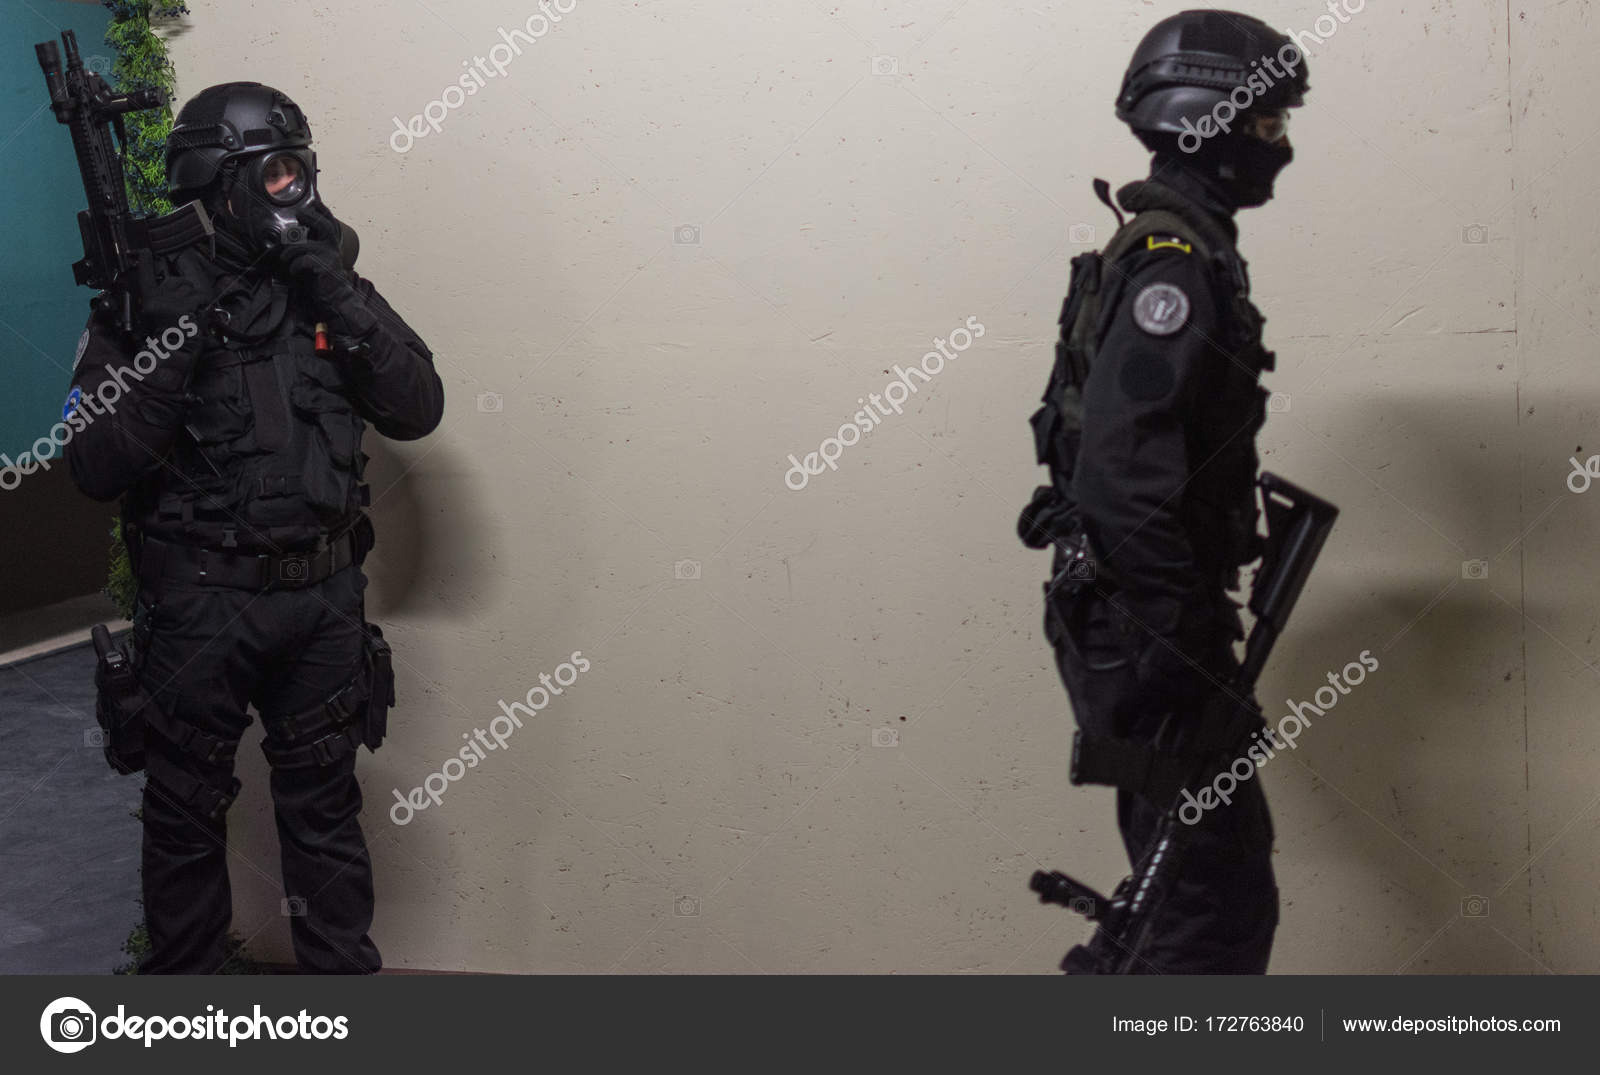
[98,3,188,616]
[115,918,267,974]
[102,2,189,215]
[106,518,136,619]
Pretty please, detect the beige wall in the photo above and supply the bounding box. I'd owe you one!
[166,0,1592,973]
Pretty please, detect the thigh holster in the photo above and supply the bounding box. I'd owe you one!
[259,622,395,769]
[94,622,241,820]
[143,704,241,821]
[1071,689,1266,805]
[362,624,395,751]
[92,625,148,775]
[261,677,367,770]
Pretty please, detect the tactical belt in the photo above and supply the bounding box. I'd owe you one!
[138,526,359,592]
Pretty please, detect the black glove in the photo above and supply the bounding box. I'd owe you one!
[126,256,212,394]
[275,218,378,340]
[1116,591,1220,707]
[135,255,213,341]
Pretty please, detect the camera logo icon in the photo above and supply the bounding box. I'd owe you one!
[84,728,106,748]
[1066,559,1096,581]
[1068,896,1096,917]
[674,224,701,245]
[279,557,309,583]
[40,997,97,1053]
[871,55,898,77]
[1461,224,1489,245]
[282,896,308,917]
[871,727,899,748]
[1068,223,1096,244]
[675,895,700,917]
[1461,894,1490,917]
[477,391,504,413]
[1267,392,1292,413]
[1462,559,1490,580]
[674,559,701,580]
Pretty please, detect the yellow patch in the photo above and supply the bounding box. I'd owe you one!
[1146,236,1193,254]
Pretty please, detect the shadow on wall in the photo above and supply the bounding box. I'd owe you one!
[1261,391,1548,971]
[361,437,493,621]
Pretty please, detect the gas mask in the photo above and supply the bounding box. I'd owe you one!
[224,147,321,250]
[219,147,359,269]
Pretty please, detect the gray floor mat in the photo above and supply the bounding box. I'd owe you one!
[0,639,142,973]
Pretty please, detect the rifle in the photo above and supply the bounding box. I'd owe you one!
[35,29,211,338]
[1030,471,1339,973]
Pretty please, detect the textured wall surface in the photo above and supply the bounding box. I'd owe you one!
[164,0,1590,973]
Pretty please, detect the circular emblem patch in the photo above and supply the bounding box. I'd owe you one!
[1132,283,1190,337]
[62,386,83,420]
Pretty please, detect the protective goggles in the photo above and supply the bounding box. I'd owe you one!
[1241,109,1291,144]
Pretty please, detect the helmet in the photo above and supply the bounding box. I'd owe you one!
[166,83,330,251]
[1115,9,1309,143]
[165,82,313,194]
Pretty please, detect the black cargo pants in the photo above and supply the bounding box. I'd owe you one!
[1046,588,1278,974]
[131,564,383,974]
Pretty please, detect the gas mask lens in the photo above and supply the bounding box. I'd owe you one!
[260,153,307,205]
[1242,109,1290,145]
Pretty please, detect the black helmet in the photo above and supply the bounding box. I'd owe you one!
[165,82,313,194]
[1116,10,1308,143]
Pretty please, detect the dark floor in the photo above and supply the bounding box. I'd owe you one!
[0,637,143,973]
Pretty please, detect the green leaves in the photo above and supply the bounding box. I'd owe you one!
[101,1,190,214]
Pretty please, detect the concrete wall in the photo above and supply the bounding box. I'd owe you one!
[164,0,1589,973]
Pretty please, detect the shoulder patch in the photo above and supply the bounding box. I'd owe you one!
[1132,283,1190,337]
[63,386,83,420]
[1146,235,1193,254]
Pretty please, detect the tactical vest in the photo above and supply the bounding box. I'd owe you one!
[1021,180,1275,589]
[127,248,370,553]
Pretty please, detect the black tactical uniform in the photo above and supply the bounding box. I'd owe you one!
[66,83,442,973]
[1019,10,1308,974]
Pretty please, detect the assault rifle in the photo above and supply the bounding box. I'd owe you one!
[35,29,211,338]
[1030,471,1339,973]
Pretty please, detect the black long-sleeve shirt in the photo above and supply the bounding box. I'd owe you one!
[66,263,442,505]
[1073,239,1223,627]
